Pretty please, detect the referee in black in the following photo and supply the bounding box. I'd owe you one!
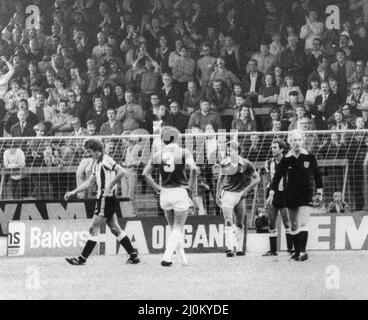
[266,130,323,261]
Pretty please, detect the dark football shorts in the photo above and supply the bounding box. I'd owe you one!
[94,196,118,218]
[266,188,286,209]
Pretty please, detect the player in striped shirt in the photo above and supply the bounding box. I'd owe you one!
[216,140,261,257]
[65,138,140,265]
[143,127,197,267]
[263,140,293,257]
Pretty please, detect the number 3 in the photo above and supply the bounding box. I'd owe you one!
[163,152,175,173]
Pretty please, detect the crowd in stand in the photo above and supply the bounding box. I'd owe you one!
[0,0,367,209]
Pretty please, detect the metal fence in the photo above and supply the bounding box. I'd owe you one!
[0,130,366,220]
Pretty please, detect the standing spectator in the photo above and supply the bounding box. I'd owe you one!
[67,90,84,122]
[278,74,304,106]
[188,99,222,132]
[85,95,108,132]
[3,141,26,200]
[196,44,216,87]
[308,56,333,85]
[305,78,321,108]
[353,24,368,63]
[172,47,196,96]
[183,81,203,115]
[242,59,263,107]
[299,9,324,53]
[220,34,242,76]
[279,34,307,89]
[10,109,36,137]
[33,91,56,123]
[209,57,240,90]
[100,108,124,135]
[0,56,14,99]
[251,42,277,75]
[257,73,279,131]
[116,90,145,132]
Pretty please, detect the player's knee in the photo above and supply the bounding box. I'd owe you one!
[110,227,119,237]
[225,220,233,227]
[89,227,99,237]
[235,222,243,229]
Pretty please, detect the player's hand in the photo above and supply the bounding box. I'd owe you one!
[265,195,273,207]
[64,191,75,201]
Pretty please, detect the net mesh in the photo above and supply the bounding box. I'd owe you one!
[0,130,366,222]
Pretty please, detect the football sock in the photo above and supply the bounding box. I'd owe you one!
[176,237,188,265]
[162,229,182,262]
[269,235,277,253]
[225,226,235,251]
[80,240,97,261]
[285,229,293,251]
[299,231,308,253]
[119,235,136,256]
[292,233,300,257]
[235,226,245,252]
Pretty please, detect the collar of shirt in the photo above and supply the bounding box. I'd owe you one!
[285,148,308,158]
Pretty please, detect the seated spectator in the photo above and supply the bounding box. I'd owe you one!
[273,65,284,88]
[85,95,108,132]
[280,91,300,126]
[196,43,216,87]
[306,38,324,73]
[311,81,338,130]
[5,99,38,135]
[183,80,203,115]
[116,90,144,132]
[269,33,284,58]
[356,117,366,130]
[271,119,283,133]
[32,91,56,123]
[328,76,345,106]
[153,105,170,132]
[242,59,263,106]
[328,110,349,132]
[47,95,70,132]
[232,94,256,122]
[100,108,124,135]
[263,107,282,132]
[188,99,223,132]
[166,101,189,133]
[289,105,315,131]
[10,109,36,137]
[86,120,98,136]
[70,117,88,136]
[209,57,240,91]
[346,82,364,117]
[278,74,304,106]
[257,73,279,130]
[341,103,358,129]
[308,55,333,85]
[159,73,182,106]
[251,42,277,74]
[4,79,21,110]
[3,141,26,199]
[232,105,257,132]
[67,90,84,121]
[300,118,320,153]
[348,60,365,85]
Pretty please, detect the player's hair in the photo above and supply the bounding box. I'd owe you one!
[271,139,285,150]
[161,126,180,145]
[287,129,305,145]
[83,138,104,153]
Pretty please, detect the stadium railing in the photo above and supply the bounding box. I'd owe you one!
[0,130,365,223]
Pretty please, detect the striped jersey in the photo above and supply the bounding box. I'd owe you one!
[265,157,284,191]
[92,154,118,198]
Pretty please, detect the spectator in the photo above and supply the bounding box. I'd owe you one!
[100,108,124,135]
[242,59,263,106]
[251,42,277,75]
[166,101,189,133]
[299,9,324,52]
[116,90,144,132]
[196,44,216,87]
[269,33,284,58]
[50,100,74,136]
[232,105,257,132]
[70,117,88,136]
[172,47,196,95]
[220,34,242,76]
[67,90,84,122]
[33,91,56,123]
[209,57,240,90]
[159,72,182,106]
[305,78,321,108]
[188,99,222,132]
[183,81,203,115]
[330,50,355,98]
[0,56,15,99]
[341,103,358,129]
[85,95,108,132]
[328,110,349,132]
[3,141,26,199]
[277,74,304,106]
[312,81,338,130]
[308,56,333,85]
[257,73,279,130]
[346,82,364,117]
[348,60,365,85]
[5,99,38,135]
[10,109,36,137]
[86,120,98,136]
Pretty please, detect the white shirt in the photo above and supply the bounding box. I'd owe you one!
[249,72,257,93]
[3,148,25,180]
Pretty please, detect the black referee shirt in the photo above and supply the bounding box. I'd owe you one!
[271,148,323,209]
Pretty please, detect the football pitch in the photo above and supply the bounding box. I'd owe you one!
[0,252,367,300]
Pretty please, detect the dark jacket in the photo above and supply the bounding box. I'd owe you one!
[166,112,190,133]
[10,122,36,137]
[311,93,338,130]
[188,110,223,131]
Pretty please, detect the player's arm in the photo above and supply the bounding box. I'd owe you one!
[216,173,225,206]
[64,174,96,201]
[185,149,197,191]
[104,164,126,197]
[266,158,286,206]
[241,162,261,198]
[142,152,161,194]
